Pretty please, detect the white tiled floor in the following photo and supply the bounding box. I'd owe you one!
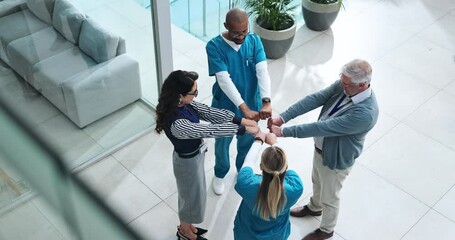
[2,0,455,239]
[98,1,455,239]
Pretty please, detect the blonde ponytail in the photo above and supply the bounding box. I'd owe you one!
[255,146,287,220]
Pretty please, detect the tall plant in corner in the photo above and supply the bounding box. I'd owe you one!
[243,0,298,59]
[243,0,297,31]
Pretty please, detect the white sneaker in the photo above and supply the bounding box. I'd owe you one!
[212,176,225,195]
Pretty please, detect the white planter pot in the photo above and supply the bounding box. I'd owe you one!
[253,18,297,59]
[302,0,341,31]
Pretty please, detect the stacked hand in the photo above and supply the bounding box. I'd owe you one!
[240,103,260,122]
[240,102,273,122]
[254,130,277,146]
[259,102,272,120]
[242,118,259,135]
[267,116,284,137]
[265,132,277,145]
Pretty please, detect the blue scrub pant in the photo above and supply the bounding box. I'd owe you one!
[214,133,254,178]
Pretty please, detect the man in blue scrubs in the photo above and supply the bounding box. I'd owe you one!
[206,8,272,195]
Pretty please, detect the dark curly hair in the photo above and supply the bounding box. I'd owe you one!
[155,70,199,134]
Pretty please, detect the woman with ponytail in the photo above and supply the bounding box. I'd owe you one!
[234,132,303,240]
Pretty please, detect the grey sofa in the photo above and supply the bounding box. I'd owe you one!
[0,0,142,127]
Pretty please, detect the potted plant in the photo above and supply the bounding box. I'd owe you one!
[302,0,344,31]
[243,0,298,59]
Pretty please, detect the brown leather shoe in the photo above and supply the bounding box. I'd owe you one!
[290,205,322,217]
[302,229,334,240]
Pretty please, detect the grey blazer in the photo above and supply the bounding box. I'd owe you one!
[281,80,379,170]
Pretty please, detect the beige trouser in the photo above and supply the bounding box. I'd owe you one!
[308,149,352,233]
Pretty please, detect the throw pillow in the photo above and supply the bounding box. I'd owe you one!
[27,0,55,24]
[79,18,120,63]
[52,0,85,44]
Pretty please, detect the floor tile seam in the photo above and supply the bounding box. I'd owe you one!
[432,205,455,225]
[86,4,140,36]
[30,198,69,239]
[401,10,452,51]
[369,17,437,67]
[181,51,208,69]
[362,111,401,152]
[377,61,448,91]
[288,30,326,52]
[356,164,443,239]
[107,2,152,29]
[123,193,179,225]
[398,87,443,121]
[352,0,385,13]
[12,76,65,123]
[0,191,36,216]
[411,24,455,58]
[125,201,164,225]
[113,156,168,204]
[431,183,455,223]
[416,32,455,54]
[398,207,432,240]
[31,114,80,148]
[72,126,156,173]
[28,107,62,129]
[342,0,384,18]
[400,88,455,153]
[442,86,455,99]
[356,163,433,209]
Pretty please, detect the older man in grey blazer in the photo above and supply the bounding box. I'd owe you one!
[268,59,379,240]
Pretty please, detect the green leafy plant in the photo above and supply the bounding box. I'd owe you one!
[243,0,298,31]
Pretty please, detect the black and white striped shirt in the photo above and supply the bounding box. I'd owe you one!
[166,101,245,154]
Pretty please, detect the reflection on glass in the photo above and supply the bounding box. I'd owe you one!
[0,101,141,240]
[0,0,157,213]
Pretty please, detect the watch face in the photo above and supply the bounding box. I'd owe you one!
[262,97,271,103]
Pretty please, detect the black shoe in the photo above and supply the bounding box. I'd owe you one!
[194,227,208,236]
[290,205,322,217]
[177,226,208,236]
[176,227,208,240]
[302,228,334,240]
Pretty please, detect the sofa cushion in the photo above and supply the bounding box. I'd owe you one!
[0,0,27,18]
[6,26,74,81]
[61,54,141,127]
[26,0,55,24]
[117,37,126,55]
[32,46,96,113]
[0,9,48,62]
[79,18,120,63]
[52,0,85,44]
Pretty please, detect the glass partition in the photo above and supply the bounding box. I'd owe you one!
[0,0,168,215]
[0,99,142,240]
[170,0,229,42]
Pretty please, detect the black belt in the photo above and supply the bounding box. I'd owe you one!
[315,146,322,154]
[178,148,200,159]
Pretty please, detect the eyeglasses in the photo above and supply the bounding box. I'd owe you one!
[186,89,198,97]
[339,74,357,87]
[229,31,249,39]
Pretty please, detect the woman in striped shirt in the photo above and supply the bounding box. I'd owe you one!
[155,70,258,240]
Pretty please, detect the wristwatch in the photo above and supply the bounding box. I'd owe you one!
[262,97,271,104]
[254,137,264,145]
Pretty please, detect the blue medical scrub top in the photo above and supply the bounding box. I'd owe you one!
[206,34,266,116]
[234,168,304,240]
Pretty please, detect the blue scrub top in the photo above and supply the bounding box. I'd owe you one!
[206,34,266,115]
[234,168,304,240]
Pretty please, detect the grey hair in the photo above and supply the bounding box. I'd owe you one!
[341,59,372,84]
